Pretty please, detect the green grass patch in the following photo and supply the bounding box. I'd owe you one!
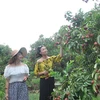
[29,93,39,100]
[92,95,100,100]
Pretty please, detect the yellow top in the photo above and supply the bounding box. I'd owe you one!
[34,54,62,78]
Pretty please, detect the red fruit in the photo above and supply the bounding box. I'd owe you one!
[65,98,68,100]
[82,44,84,47]
[65,34,70,36]
[73,17,77,21]
[82,36,85,39]
[86,35,89,38]
[84,26,88,30]
[58,96,60,99]
[94,42,98,46]
[82,44,85,48]
[56,42,60,45]
[91,80,94,84]
[89,34,94,37]
[57,98,60,100]
[98,76,100,80]
[68,25,71,29]
[96,69,99,73]
[66,92,70,96]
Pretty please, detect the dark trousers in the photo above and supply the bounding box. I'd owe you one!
[40,77,54,100]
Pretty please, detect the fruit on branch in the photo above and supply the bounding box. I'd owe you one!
[86,34,90,38]
[55,42,60,45]
[91,80,94,84]
[98,76,100,80]
[89,33,94,37]
[65,34,70,37]
[82,36,85,39]
[66,92,70,96]
[84,26,88,30]
[65,98,68,100]
[94,42,98,46]
[73,17,77,21]
[68,25,71,29]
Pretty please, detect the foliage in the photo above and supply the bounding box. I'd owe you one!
[0,45,11,74]
[29,93,39,100]
[92,57,100,96]
[52,4,100,100]
[0,75,6,100]
[26,72,40,91]
[82,0,100,4]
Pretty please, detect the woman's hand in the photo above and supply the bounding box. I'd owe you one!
[23,76,28,81]
[43,71,50,79]
[5,93,8,100]
[43,70,48,75]
[5,79,9,100]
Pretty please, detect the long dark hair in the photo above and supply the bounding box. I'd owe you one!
[36,45,43,58]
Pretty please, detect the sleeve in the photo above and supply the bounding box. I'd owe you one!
[4,66,10,79]
[51,54,62,63]
[25,64,30,76]
[34,62,39,76]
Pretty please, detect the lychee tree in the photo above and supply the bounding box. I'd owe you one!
[52,4,100,100]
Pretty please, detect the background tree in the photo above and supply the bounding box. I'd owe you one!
[0,45,11,74]
[52,4,100,100]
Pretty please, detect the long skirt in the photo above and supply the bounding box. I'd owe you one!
[8,81,29,100]
[40,77,55,100]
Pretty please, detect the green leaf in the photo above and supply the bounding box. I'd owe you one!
[95,73,100,80]
[97,35,100,44]
[92,70,96,78]
[94,63,97,68]
[93,83,96,93]
[55,81,61,86]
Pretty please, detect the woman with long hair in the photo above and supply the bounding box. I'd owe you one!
[34,45,63,100]
[4,47,29,100]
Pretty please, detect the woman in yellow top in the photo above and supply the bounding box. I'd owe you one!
[34,45,63,100]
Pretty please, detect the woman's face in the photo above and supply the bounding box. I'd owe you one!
[17,52,23,60]
[40,46,48,56]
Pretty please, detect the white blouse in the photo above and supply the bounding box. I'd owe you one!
[4,64,29,83]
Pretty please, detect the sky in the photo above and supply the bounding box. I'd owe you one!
[0,0,99,51]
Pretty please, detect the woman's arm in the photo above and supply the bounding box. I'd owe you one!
[5,79,9,100]
[60,45,63,57]
[38,71,48,76]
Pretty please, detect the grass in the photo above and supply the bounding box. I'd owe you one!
[29,93,39,100]
[92,95,100,100]
[29,93,100,100]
